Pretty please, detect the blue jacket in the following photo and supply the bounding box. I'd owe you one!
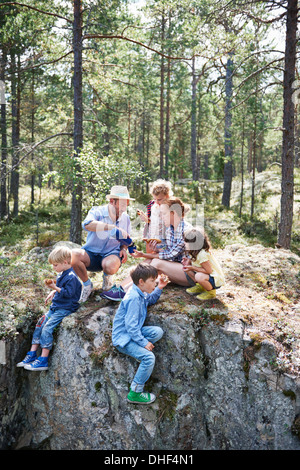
[51,268,82,312]
[112,283,162,348]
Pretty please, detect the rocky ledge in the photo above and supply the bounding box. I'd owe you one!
[0,243,299,450]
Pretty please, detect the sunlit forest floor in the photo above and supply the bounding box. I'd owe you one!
[0,167,299,375]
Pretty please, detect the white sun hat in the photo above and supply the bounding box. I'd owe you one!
[106,185,135,201]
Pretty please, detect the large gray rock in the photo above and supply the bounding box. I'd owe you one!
[1,243,299,450]
[2,297,299,450]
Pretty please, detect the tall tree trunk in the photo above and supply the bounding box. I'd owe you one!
[165,56,170,179]
[294,104,299,167]
[250,126,256,219]
[70,0,83,244]
[103,109,110,156]
[164,12,171,180]
[191,56,198,181]
[128,99,131,152]
[197,92,202,178]
[0,48,7,219]
[146,115,150,193]
[222,51,234,207]
[30,69,35,206]
[251,72,258,220]
[247,136,252,173]
[278,0,298,248]
[10,50,20,217]
[239,115,245,218]
[159,11,165,178]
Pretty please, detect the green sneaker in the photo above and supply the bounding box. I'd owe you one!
[186,283,205,295]
[127,389,156,404]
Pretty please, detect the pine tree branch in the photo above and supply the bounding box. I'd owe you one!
[83,34,199,61]
[0,2,72,23]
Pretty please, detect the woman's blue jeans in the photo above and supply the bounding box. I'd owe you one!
[116,326,164,392]
[32,307,72,350]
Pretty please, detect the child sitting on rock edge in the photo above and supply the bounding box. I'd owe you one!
[17,246,82,371]
[182,228,225,300]
[112,263,169,404]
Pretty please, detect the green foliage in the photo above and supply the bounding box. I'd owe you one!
[75,146,148,206]
[1,0,297,250]
[43,145,149,207]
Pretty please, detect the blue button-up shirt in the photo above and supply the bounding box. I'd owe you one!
[112,283,162,348]
[82,204,131,255]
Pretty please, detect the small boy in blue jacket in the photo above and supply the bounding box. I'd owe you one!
[112,263,169,404]
[17,246,82,371]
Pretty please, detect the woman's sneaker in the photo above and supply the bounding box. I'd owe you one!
[186,283,205,295]
[196,289,216,300]
[24,357,48,371]
[127,389,156,404]
[17,351,37,367]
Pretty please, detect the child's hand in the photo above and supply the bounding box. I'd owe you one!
[45,290,55,305]
[157,274,169,289]
[137,209,149,223]
[44,278,56,289]
[130,250,145,258]
[145,342,154,351]
[48,280,57,289]
[182,265,195,272]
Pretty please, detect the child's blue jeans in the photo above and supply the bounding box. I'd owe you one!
[32,307,72,350]
[116,326,164,393]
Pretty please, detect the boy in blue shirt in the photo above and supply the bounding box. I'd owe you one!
[112,263,169,404]
[17,246,82,371]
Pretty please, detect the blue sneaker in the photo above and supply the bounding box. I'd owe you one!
[100,285,125,301]
[17,351,37,368]
[24,356,49,371]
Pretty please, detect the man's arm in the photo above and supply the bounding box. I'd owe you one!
[84,220,115,232]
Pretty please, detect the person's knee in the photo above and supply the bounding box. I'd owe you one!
[195,272,205,283]
[156,327,164,341]
[144,351,155,367]
[150,258,162,270]
[35,314,46,329]
[71,249,83,266]
[71,249,90,270]
[102,256,121,275]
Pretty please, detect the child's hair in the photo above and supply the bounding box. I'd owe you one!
[150,179,173,197]
[183,228,211,260]
[130,263,158,285]
[48,246,72,264]
[162,196,190,218]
